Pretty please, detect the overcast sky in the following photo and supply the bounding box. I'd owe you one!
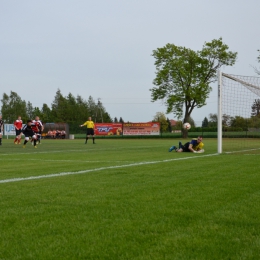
[1,0,259,124]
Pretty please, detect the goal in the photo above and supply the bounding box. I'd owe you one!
[218,71,260,153]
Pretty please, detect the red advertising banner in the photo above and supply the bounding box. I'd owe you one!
[123,122,160,135]
[95,123,123,136]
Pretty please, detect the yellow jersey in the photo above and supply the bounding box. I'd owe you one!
[191,139,204,151]
[82,120,95,129]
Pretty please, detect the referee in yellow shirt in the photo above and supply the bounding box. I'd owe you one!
[80,117,96,144]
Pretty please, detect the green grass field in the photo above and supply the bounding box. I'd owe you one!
[0,138,260,260]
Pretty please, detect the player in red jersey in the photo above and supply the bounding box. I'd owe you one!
[32,116,44,144]
[14,116,23,144]
[31,120,40,145]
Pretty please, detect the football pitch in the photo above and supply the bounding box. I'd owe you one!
[0,139,260,260]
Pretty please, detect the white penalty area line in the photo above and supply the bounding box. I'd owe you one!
[0,153,218,184]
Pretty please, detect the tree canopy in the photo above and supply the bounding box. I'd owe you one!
[152,112,169,133]
[150,38,237,136]
[0,90,113,127]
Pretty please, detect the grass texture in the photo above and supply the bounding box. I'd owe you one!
[0,138,260,260]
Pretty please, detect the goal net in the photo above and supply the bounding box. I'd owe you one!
[218,72,260,153]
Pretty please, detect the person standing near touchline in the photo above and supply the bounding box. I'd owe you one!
[79,117,96,144]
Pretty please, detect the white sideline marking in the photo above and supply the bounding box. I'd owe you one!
[0,153,218,184]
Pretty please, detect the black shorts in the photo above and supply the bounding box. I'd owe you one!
[87,128,94,136]
[180,142,191,152]
[16,129,22,136]
[23,130,35,137]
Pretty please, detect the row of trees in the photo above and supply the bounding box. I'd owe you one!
[201,99,260,129]
[0,90,115,126]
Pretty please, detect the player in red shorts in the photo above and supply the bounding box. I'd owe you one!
[14,116,23,144]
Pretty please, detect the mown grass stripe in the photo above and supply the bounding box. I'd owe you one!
[0,153,218,184]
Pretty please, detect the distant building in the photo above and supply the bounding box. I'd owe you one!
[169,119,177,127]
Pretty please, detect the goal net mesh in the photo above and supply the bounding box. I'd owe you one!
[221,73,260,153]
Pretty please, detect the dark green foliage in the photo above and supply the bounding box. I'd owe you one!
[202,117,209,127]
[166,118,172,132]
[1,91,27,122]
[0,90,112,129]
[251,99,260,116]
[150,38,237,137]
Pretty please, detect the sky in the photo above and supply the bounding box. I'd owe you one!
[1,0,260,124]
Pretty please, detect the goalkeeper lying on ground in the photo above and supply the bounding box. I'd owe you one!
[169,136,204,153]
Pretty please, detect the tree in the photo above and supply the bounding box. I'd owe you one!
[76,95,89,122]
[166,118,172,132]
[1,91,27,123]
[51,89,67,122]
[87,96,97,119]
[251,99,260,117]
[202,117,208,127]
[253,50,260,75]
[94,99,112,123]
[65,93,78,123]
[150,38,237,137]
[153,112,168,132]
[26,101,34,119]
[208,113,218,127]
[119,117,124,123]
[222,114,232,127]
[41,103,53,122]
[114,117,118,123]
[230,116,248,130]
[185,116,195,127]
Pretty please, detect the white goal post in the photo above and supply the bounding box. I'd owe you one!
[218,71,260,153]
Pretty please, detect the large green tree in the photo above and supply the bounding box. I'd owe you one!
[150,38,237,137]
[1,91,27,123]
